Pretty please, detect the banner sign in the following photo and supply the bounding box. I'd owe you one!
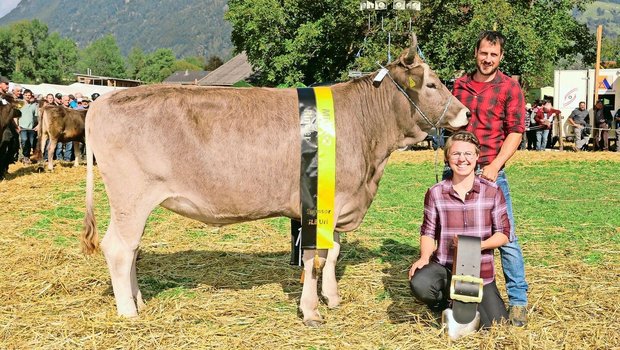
[292,87,336,258]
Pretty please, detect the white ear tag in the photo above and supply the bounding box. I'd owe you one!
[1,98,7,105]
[373,68,389,87]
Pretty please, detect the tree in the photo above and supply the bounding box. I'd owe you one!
[1,19,49,83]
[226,0,596,89]
[126,47,146,80]
[205,55,224,71]
[36,32,79,84]
[76,34,126,78]
[226,0,365,86]
[138,48,176,83]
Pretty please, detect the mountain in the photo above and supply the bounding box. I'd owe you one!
[0,0,233,59]
[574,0,620,38]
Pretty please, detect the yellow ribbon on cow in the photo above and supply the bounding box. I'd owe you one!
[314,87,335,249]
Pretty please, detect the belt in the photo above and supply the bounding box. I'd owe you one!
[450,235,484,324]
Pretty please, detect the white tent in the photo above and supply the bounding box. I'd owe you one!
[16,82,127,99]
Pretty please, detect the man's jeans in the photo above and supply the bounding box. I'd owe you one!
[535,129,549,150]
[19,129,36,158]
[495,171,528,306]
[443,168,529,306]
[573,126,590,150]
[55,142,73,161]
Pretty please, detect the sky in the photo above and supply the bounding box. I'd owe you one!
[0,0,21,19]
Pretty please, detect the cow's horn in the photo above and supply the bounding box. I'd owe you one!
[404,32,418,65]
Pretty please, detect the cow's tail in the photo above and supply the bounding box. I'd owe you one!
[81,130,99,255]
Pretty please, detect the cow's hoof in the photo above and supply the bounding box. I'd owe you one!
[320,294,341,309]
[303,318,324,328]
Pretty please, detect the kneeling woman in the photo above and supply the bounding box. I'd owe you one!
[408,131,510,328]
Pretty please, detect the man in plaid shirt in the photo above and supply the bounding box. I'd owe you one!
[450,30,528,326]
[409,131,510,329]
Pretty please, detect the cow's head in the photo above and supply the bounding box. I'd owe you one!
[384,34,469,143]
[0,94,22,128]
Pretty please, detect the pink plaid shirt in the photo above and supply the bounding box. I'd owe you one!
[420,176,511,284]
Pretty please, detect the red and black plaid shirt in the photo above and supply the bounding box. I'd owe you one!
[452,71,525,167]
[420,177,511,285]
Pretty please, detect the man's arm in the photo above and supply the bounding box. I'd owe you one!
[481,231,509,250]
[481,132,521,182]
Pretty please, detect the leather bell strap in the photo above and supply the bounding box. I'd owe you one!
[450,235,484,324]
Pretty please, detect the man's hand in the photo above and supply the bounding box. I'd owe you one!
[408,257,430,280]
[481,163,501,182]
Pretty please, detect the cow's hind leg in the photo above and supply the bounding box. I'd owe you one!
[73,141,81,167]
[101,205,152,317]
[321,232,341,309]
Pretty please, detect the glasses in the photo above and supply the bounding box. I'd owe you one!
[449,151,476,160]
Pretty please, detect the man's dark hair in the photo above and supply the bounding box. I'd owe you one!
[23,89,33,95]
[476,31,506,52]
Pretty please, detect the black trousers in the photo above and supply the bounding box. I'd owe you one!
[410,261,508,328]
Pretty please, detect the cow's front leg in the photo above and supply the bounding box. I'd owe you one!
[300,248,326,327]
[321,233,341,308]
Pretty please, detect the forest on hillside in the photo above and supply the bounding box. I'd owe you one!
[0,0,233,59]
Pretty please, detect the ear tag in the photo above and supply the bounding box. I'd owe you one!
[409,77,416,89]
[373,68,389,87]
[1,99,7,105]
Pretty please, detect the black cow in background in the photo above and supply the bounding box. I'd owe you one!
[0,94,22,180]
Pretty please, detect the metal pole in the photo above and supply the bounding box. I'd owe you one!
[593,25,603,150]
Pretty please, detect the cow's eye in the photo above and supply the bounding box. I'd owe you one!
[426,83,437,89]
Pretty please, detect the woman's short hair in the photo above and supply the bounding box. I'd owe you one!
[443,131,480,161]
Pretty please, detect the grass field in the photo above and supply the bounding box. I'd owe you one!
[1,150,619,349]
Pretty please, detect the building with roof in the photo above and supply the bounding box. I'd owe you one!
[163,70,210,85]
[74,74,142,88]
[198,52,256,87]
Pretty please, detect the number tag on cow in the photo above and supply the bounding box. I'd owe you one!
[1,98,7,105]
[372,68,389,87]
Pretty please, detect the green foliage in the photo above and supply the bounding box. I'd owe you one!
[36,32,79,84]
[205,55,224,71]
[226,0,365,86]
[76,34,127,78]
[226,0,596,88]
[0,0,233,59]
[138,48,176,83]
[126,47,146,80]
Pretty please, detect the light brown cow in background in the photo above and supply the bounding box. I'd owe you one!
[32,106,86,170]
[82,37,470,326]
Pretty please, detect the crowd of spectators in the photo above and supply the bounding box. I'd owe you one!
[521,99,619,152]
[1,76,100,168]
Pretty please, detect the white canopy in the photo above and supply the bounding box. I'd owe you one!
[15,82,127,99]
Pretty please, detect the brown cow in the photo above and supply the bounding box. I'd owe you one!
[82,40,470,326]
[32,105,87,170]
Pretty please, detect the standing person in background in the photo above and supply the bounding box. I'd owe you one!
[55,95,73,161]
[520,103,532,150]
[451,30,529,327]
[614,109,620,152]
[590,100,612,151]
[567,101,590,152]
[54,93,62,105]
[16,89,39,164]
[534,101,561,151]
[11,84,23,99]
